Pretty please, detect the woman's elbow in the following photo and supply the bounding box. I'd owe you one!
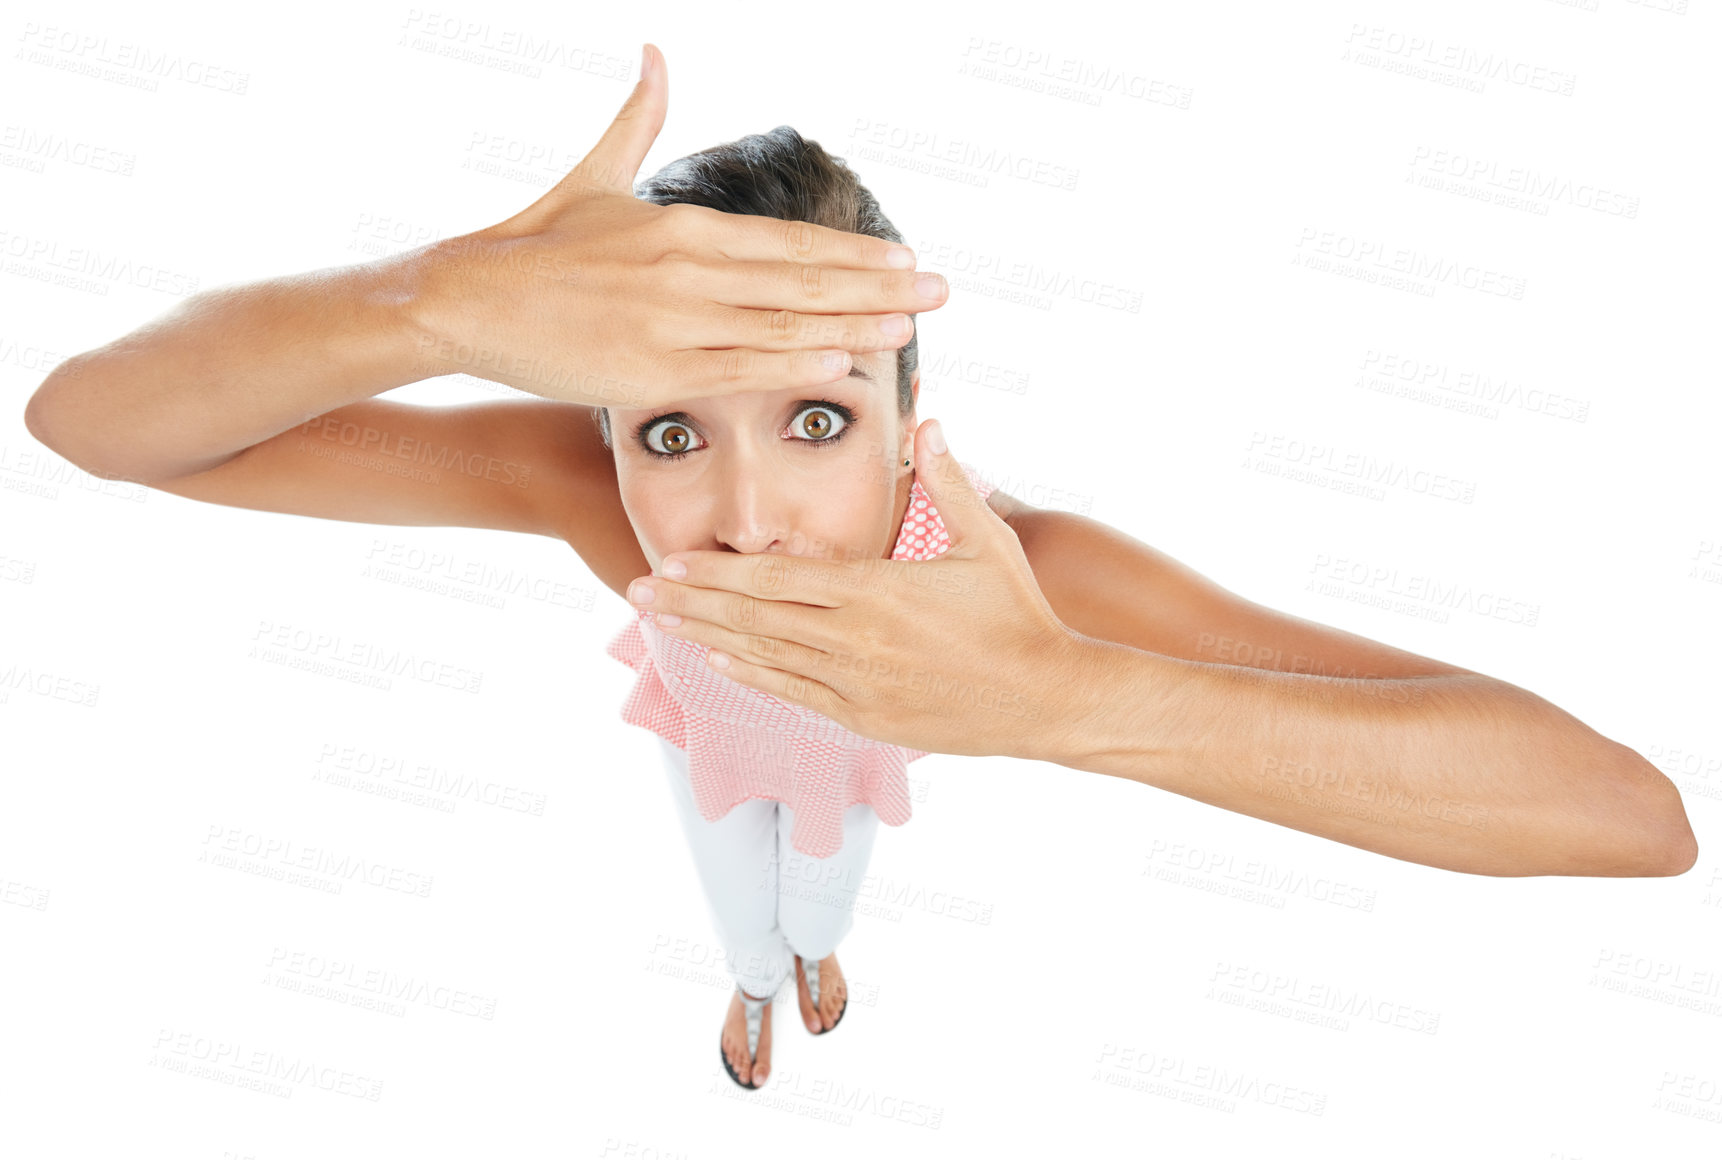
[1613,759,1699,878]
[1640,806,1699,877]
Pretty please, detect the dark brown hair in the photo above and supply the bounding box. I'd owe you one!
[596,125,918,448]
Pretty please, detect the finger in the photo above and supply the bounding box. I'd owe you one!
[701,305,915,359]
[661,346,878,399]
[699,208,919,273]
[688,261,946,329]
[637,571,834,658]
[654,550,858,612]
[703,648,844,722]
[666,273,936,358]
[693,306,915,357]
[651,607,831,679]
[911,419,995,540]
[561,43,669,200]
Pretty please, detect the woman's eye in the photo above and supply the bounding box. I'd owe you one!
[639,402,854,460]
[787,404,850,443]
[643,421,703,456]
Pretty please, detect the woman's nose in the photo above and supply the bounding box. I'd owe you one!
[715,516,787,555]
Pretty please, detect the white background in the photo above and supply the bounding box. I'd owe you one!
[4,1,1720,1156]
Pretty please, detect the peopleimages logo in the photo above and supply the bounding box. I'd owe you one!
[1246,431,1477,504]
[150,1028,383,1101]
[1341,24,1577,96]
[1294,228,1527,300]
[15,23,250,94]
[1407,146,1639,218]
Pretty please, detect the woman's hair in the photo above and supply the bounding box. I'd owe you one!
[595,125,918,448]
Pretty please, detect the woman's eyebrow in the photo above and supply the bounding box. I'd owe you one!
[635,363,873,421]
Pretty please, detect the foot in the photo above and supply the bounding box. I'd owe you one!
[795,953,847,1033]
[720,988,774,1087]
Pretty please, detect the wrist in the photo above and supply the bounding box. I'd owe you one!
[1037,631,1192,785]
[390,232,491,383]
[1024,630,1118,768]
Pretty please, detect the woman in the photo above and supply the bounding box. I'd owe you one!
[601,122,983,1088]
[22,42,1698,1098]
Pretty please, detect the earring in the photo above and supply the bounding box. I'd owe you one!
[903,457,911,467]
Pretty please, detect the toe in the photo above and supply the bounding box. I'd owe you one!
[753,1007,772,1085]
[796,960,821,1032]
[819,964,843,1028]
[724,1005,752,1085]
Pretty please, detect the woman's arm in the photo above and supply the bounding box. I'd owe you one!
[1053,636,1696,878]
[24,255,430,484]
[1003,505,1696,878]
[23,45,933,490]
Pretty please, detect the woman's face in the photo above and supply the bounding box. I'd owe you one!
[608,350,919,574]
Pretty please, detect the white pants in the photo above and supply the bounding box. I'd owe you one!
[656,735,881,1001]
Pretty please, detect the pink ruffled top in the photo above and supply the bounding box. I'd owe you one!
[607,461,997,858]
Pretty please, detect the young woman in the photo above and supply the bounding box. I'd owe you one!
[585,122,1032,1089]
[23,43,1697,1095]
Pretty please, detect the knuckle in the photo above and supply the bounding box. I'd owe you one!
[763,308,798,341]
[754,554,790,596]
[796,262,828,301]
[658,202,702,235]
[783,219,818,261]
[716,347,750,383]
[728,591,759,632]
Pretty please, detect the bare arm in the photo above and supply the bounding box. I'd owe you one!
[1055,640,1696,878]
[1007,506,1698,878]
[24,41,937,489]
[24,255,430,484]
[21,43,938,599]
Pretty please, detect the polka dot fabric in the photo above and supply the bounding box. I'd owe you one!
[606,460,998,859]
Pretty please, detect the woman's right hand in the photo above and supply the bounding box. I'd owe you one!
[402,43,947,412]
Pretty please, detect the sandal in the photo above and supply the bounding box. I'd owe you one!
[719,986,773,1089]
[798,954,847,1035]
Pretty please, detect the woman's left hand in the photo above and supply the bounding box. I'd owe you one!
[623,419,1096,760]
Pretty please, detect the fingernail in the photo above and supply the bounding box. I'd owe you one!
[640,44,653,79]
[925,419,947,456]
[663,557,687,579]
[915,273,946,301]
[708,651,730,669]
[628,582,654,604]
[887,245,915,269]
